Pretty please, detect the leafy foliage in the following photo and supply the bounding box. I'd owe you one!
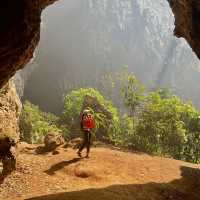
[109,115,135,146]
[20,101,66,144]
[62,88,120,138]
[121,73,145,116]
[102,70,200,163]
[20,71,200,164]
[99,66,146,115]
[120,90,200,163]
[136,93,187,156]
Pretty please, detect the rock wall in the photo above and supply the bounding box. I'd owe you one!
[169,0,200,59]
[0,81,21,142]
[0,81,22,176]
[0,0,59,88]
[14,59,38,99]
[23,0,200,113]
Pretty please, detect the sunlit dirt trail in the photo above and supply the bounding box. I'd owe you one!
[0,145,200,200]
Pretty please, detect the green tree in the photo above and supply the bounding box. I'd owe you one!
[132,91,200,163]
[121,74,145,116]
[62,88,120,139]
[110,115,135,146]
[181,108,200,163]
[20,101,65,144]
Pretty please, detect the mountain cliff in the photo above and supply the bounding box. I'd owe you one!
[23,0,200,113]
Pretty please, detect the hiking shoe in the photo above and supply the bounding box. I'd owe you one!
[77,151,82,157]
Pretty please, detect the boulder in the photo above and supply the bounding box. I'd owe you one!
[44,132,65,151]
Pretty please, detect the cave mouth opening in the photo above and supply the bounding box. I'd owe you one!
[19,0,200,115]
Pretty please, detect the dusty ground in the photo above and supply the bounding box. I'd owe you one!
[0,145,200,200]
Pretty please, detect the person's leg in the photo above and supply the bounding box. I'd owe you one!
[77,132,87,157]
[86,131,91,158]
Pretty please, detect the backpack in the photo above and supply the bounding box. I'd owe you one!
[82,113,95,130]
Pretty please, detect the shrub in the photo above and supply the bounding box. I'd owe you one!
[121,73,145,116]
[20,101,67,144]
[133,91,200,162]
[109,115,135,146]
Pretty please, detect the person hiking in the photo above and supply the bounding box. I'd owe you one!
[77,108,95,158]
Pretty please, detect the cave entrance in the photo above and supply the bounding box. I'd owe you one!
[16,0,200,115]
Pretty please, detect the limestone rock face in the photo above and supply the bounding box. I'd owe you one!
[14,59,38,99]
[169,0,200,59]
[0,81,22,175]
[21,0,200,113]
[0,81,21,143]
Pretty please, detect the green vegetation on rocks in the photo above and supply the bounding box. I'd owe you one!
[62,88,120,139]
[20,101,66,144]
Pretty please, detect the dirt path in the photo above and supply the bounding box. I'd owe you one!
[0,145,200,200]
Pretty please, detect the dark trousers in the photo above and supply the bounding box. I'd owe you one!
[79,130,91,154]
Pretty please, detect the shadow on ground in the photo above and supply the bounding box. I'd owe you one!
[27,166,200,200]
[44,158,83,175]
